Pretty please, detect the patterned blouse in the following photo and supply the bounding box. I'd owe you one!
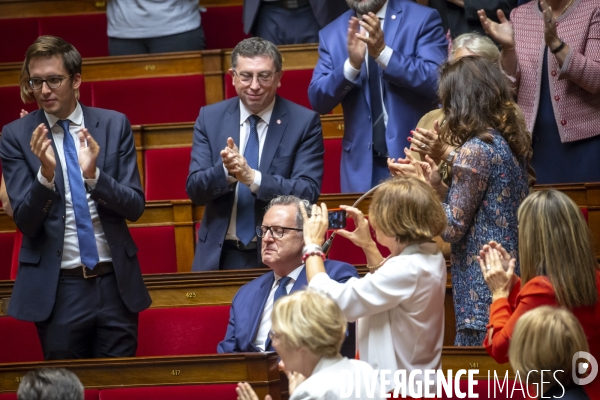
[441,132,528,335]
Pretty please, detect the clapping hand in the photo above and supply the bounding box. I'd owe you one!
[221,137,255,185]
[478,9,515,49]
[410,120,447,162]
[478,245,516,301]
[235,382,271,400]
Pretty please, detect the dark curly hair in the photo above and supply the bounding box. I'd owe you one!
[437,56,531,159]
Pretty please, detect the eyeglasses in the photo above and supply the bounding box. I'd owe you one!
[29,75,72,90]
[233,70,277,86]
[256,225,303,238]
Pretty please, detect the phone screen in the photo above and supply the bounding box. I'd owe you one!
[328,209,347,229]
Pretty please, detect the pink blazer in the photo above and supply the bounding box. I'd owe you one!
[510,0,600,142]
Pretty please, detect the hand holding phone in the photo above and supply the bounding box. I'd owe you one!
[328,209,347,229]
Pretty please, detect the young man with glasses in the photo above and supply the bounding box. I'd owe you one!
[0,36,150,360]
[187,37,325,271]
[217,195,357,354]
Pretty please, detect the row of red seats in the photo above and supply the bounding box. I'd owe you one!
[0,6,248,63]
[0,305,230,363]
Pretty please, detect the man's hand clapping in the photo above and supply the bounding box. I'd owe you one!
[221,137,255,186]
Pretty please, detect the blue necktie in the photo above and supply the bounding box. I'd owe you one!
[368,55,387,156]
[236,114,261,246]
[58,120,99,270]
[265,276,292,350]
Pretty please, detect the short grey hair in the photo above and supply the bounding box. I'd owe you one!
[231,37,283,72]
[266,195,312,229]
[450,32,500,64]
[17,368,84,400]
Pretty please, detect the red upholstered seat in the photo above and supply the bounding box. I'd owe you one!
[39,14,108,58]
[322,138,342,194]
[144,147,192,201]
[0,316,44,363]
[0,87,39,131]
[0,232,16,280]
[581,207,589,222]
[91,75,205,125]
[99,384,237,400]
[224,69,314,110]
[10,230,23,280]
[129,226,177,274]
[136,305,230,356]
[202,6,249,50]
[0,18,40,63]
[326,217,390,265]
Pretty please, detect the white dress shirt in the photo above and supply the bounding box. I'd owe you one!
[38,102,111,269]
[309,242,446,394]
[225,98,275,241]
[252,264,304,351]
[343,0,391,128]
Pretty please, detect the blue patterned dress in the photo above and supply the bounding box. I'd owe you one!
[441,131,528,346]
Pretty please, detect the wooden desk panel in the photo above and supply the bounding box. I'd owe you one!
[0,353,280,398]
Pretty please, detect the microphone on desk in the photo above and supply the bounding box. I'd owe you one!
[323,182,385,256]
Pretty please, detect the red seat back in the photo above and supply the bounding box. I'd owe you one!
[91,75,205,125]
[0,18,40,63]
[322,138,342,194]
[0,232,16,281]
[39,14,108,58]
[202,6,249,50]
[224,69,313,110]
[144,147,191,201]
[99,385,238,400]
[136,305,230,356]
[129,226,178,274]
[0,87,39,130]
[0,316,44,363]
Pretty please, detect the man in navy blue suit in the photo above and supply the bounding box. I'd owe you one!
[187,38,324,271]
[308,0,447,193]
[217,195,358,354]
[0,36,151,360]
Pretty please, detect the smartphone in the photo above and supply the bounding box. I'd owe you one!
[328,209,347,229]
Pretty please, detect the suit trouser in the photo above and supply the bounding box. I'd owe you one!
[35,272,138,360]
[253,3,320,45]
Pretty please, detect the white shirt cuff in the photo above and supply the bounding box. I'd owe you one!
[37,168,55,189]
[249,170,261,193]
[376,46,393,69]
[84,168,100,190]
[343,58,361,82]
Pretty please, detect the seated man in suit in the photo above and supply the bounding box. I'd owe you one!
[186,37,324,271]
[308,0,447,192]
[0,35,151,360]
[217,195,358,355]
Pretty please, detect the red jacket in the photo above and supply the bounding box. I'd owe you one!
[485,271,600,399]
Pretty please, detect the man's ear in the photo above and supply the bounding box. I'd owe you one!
[72,73,82,90]
[277,70,283,88]
[228,68,236,83]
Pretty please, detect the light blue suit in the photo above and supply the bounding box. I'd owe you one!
[308,0,447,192]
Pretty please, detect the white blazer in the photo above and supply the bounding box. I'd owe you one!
[310,242,446,394]
[290,355,383,400]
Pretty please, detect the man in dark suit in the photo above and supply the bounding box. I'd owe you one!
[308,0,447,193]
[243,0,348,44]
[0,36,151,360]
[186,37,324,271]
[217,195,358,354]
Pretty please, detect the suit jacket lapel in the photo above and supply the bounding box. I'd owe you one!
[384,0,403,50]
[35,111,66,197]
[258,96,287,174]
[81,105,107,171]
[248,273,275,349]
[226,100,242,152]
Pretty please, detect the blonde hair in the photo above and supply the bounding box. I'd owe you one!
[20,35,81,104]
[369,177,447,244]
[450,33,500,64]
[271,289,347,358]
[509,306,589,386]
[518,190,598,308]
